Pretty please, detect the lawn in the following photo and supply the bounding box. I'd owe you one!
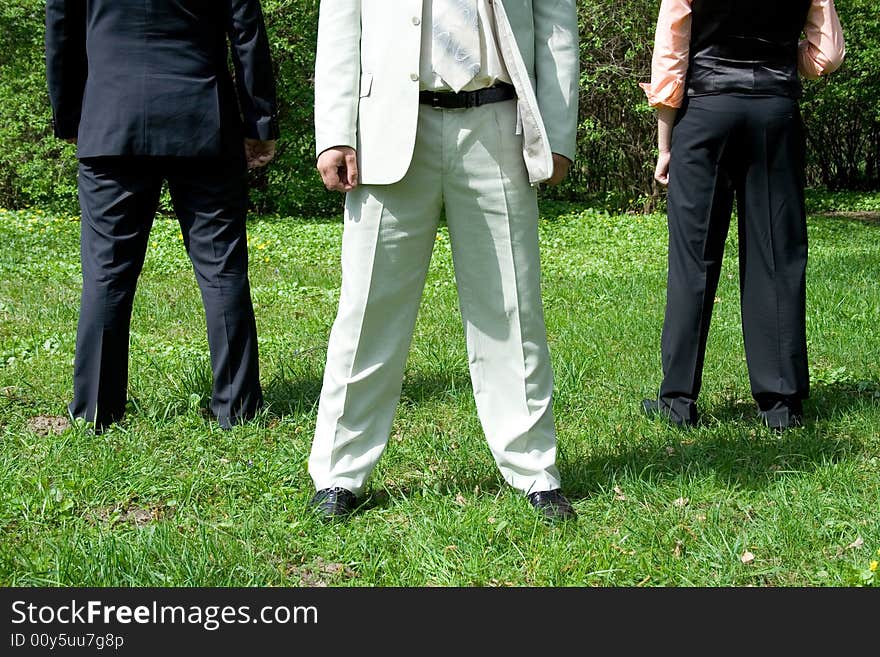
[0,191,878,587]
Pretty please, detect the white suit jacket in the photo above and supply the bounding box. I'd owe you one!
[314,0,579,185]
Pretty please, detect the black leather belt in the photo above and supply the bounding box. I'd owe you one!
[419,82,517,109]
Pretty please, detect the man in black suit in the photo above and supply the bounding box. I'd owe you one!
[45,0,279,431]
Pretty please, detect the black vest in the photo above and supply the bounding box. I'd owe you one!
[687,0,813,99]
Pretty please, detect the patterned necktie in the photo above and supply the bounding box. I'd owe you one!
[432,0,481,92]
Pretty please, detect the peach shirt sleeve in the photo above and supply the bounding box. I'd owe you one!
[639,0,693,109]
[798,0,846,80]
[640,0,847,108]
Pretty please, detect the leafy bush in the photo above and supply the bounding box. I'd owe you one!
[561,0,659,209]
[0,0,876,216]
[0,1,78,211]
[256,0,339,218]
[800,0,880,191]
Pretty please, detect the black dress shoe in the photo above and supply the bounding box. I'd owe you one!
[757,396,804,432]
[527,489,577,523]
[759,407,804,432]
[641,398,698,429]
[308,487,359,521]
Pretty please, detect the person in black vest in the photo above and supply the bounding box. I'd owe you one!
[45,0,279,432]
[639,0,845,430]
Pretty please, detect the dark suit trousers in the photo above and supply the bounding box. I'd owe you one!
[70,155,262,430]
[659,93,809,417]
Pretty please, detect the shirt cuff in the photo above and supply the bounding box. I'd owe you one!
[246,116,280,141]
[639,80,685,109]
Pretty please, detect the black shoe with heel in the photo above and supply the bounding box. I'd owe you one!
[757,397,804,432]
[308,487,359,521]
[527,489,577,523]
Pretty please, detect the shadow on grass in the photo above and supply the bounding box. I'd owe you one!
[356,475,511,515]
[702,379,880,425]
[814,211,880,226]
[262,368,475,419]
[399,369,473,404]
[260,365,879,508]
[268,378,878,508]
[262,376,324,416]
[805,379,880,416]
[560,380,878,501]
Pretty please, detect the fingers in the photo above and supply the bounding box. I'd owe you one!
[344,150,359,190]
[317,147,358,193]
[654,163,669,185]
[654,153,671,186]
[318,159,343,192]
[256,146,275,168]
[246,141,276,170]
[317,153,347,192]
[546,154,570,186]
[546,171,564,187]
[248,151,274,169]
[546,167,568,187]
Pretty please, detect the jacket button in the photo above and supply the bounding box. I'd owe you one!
[410,73,419,82]
[412,17,421,25]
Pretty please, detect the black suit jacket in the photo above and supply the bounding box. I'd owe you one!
[45,0,279,158]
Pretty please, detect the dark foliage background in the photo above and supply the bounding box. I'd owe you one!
[1,0,876,216]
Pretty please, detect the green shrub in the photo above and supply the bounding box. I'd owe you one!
[0,1,78,211]
[255,0,340,218]
[0,1,876,216]
[801,0,880,191]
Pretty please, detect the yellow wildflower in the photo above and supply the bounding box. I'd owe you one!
[871,561,878,572]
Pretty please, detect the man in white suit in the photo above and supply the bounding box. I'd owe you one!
[309,0,579,522]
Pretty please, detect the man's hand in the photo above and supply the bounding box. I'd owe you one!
[546,153,571,186]
[654,150,671,186]
[245,138,276,169]
[64,137,77,145]
[653,106,676,187]
[317,146,359,193]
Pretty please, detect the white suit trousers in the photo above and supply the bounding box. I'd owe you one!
[308,99,562,497]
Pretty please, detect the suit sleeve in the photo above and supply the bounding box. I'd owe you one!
[45,0,87,139]
[226,0,280,140]
[313,0,362,158]
[533,0,579,163]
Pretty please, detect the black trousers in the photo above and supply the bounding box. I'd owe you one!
[69,155,263,430]
[659,93,809,422]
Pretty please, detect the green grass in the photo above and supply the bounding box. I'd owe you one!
[0,193,878,587]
